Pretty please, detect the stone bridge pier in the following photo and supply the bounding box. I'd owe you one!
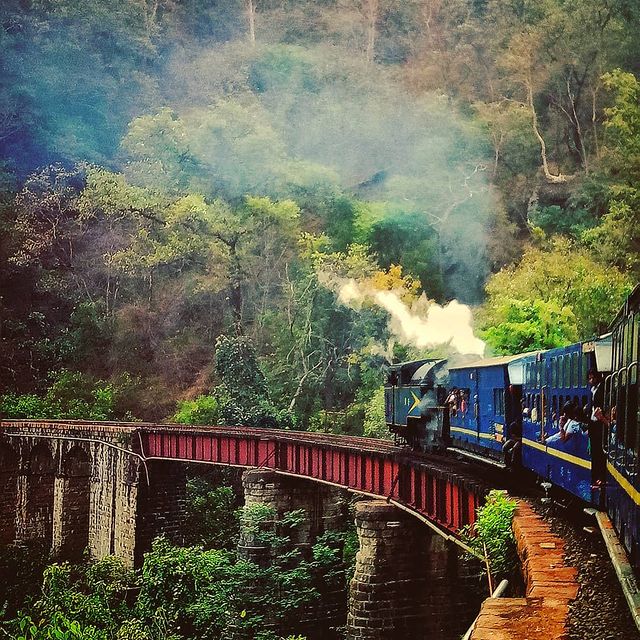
[240,468,348,556]
[239,474,485,640]
[346,500,484,640]
[0,429,141,563]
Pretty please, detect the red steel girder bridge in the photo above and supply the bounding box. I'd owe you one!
[0,420,489,538]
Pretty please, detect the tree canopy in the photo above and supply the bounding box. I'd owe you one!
[1,0,639,423]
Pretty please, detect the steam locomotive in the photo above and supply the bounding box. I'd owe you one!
[385,287,640,574]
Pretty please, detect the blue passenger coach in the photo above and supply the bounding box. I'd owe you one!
[448,355,524,462]
[607,286,640,570]
[513,345,592,501]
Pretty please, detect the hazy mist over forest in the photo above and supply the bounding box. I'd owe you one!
[1,0,639,428]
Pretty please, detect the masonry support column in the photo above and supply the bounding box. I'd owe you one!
[240,468,350,637]
[0,443,19,546]
[240,469,349,558]
[346,500,431,639]
[346,499,484,640]
[240,469,313,560]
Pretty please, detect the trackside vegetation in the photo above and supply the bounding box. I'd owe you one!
[0,481,356,640]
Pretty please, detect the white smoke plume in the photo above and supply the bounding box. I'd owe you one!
[336,277,485,356]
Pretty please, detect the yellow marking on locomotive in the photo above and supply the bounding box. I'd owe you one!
[408,391,421,414]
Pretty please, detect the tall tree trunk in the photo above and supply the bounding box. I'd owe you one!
[567,79,589,174]
[526,77,572,184]
[228,239,244,336]
[246,0,257,45]
[364,0,378,63]
[591,86,600,159]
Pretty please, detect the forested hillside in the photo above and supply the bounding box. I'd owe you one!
[1,0,639,428]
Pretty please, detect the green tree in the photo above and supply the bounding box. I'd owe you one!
[584,70,640,275]
[462,489,518,583]
[0,370,136,420]
[184,480,240,550]
[362,386,388,438]
[212,334,294,428]
[482,298,578,354]
[482,237,632,353]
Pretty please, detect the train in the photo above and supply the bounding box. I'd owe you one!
[384,286,640,574]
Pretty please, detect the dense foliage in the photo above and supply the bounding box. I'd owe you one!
[2,0,640,426]
[1,499,352,640]
[462,489,519,584]
[2,6,640,630]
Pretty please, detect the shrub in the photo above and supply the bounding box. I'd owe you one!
[462,489,518,582]
[172,395,220,426]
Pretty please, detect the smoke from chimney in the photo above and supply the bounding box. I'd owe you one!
[334,277,485,356]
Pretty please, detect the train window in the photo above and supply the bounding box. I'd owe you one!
[619,323,625,369]
[618,326,624,370]
[625,376,638,456]
[551,358,556,387]
[541,361,547,386]
[618,370,628,449]
[558,357,564,388]
[462,389,470,414]
[493,389,505,416]
[552,395,558,421]
[564,355,572,388]
[572,352,579,388]
[582,354,589,387]
[617,326,624,369]
[610,377,621,456]
[530,362,535,387]
[631,313,640,384]
[626,318,633,367]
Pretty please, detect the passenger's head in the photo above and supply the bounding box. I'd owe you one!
[561,401,574,418]
[587,368,602,385]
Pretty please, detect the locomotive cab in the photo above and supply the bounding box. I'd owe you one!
[384,359,449,451]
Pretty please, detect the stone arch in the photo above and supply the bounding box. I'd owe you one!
[59,446,92,560]
[25,443,55,547]
[0,442,19,545]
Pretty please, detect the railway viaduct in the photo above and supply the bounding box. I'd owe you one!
[0,420,556,640]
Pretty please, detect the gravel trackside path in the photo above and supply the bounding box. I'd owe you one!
[531,501,639,640]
